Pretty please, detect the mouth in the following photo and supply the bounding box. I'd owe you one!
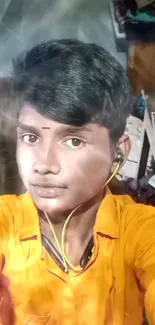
[31,182,65,188]
[31,183,66,198]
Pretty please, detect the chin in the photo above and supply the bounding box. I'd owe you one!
[32,196,70,214]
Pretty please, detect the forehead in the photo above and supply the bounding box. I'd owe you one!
[18,104,52,127]
[18,104,109,137]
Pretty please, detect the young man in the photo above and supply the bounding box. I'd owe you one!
[0,39,155,325]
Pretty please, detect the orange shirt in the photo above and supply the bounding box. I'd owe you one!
[0,191,155,325]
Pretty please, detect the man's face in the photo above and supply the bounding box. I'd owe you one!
[16,104,116,215]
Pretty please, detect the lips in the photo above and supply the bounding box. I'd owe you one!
[32,183,64,188]
[31,183,66,198]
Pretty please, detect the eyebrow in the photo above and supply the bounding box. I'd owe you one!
[62,126,91,134]
[17,122,40,134]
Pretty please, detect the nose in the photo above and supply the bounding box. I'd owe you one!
[33,144,60,175]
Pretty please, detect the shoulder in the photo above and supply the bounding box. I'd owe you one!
[96,193,154,241]
[0,194,22,219]
[0,192,26,214]
[113,194,155,226]
[113,194,155,260]
[111,194,155,245]
[0,192,35,226]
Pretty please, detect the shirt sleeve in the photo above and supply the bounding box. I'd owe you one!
[0,197,14,254]
[0,197,16,325]
[130,206,155,325]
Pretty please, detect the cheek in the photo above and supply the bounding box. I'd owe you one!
[65,150,112,193]
[16,146,33,180]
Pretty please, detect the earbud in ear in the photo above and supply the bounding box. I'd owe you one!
[115,152,124,165]
[104,152,124,188]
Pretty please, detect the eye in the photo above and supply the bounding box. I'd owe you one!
[22,134,39,144]
[65,138,83,148]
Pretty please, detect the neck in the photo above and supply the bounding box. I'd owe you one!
[40,191,104,241]
[40,191,104,266]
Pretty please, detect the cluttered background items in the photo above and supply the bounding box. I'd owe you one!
[112,0,155,92]
[114,0,155,39]
[135,0,155,9]
[114,90,155,207]
[111,0,155,201]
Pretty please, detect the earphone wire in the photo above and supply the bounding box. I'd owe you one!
[104,161,121,187]
[61,205,83,272]
[44,211,68,272]
[44,160,122,272]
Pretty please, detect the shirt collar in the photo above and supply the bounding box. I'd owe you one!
[94,190,119,239]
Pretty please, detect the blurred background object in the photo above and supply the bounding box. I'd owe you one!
[0,0,127,77]
[0,77,24,194]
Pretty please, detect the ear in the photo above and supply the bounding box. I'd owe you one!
[117,134,131,165]
[110,134,131,175]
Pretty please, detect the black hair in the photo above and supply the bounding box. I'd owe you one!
[13,39,132,142]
